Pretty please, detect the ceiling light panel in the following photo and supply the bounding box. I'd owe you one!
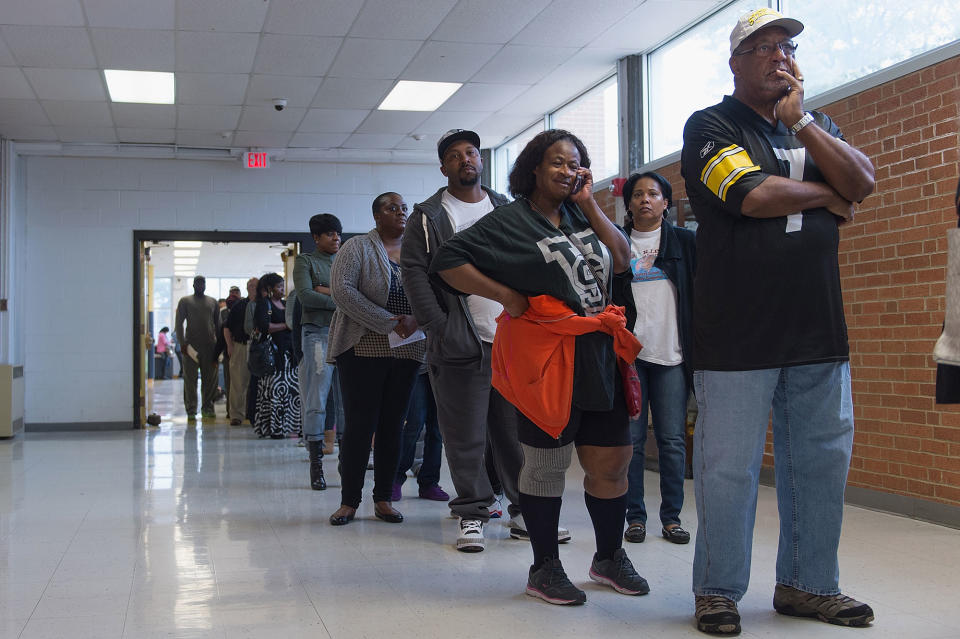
[104,69,175,104]
[378,80,461,112]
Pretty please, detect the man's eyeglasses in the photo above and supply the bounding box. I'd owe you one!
[734,40,797,58]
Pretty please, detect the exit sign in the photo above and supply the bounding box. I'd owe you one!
[243,151,270,168]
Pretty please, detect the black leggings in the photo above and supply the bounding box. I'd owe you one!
[335,348,420,508]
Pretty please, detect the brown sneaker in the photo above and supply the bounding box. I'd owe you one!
[695,595,740,635]
[773,584,874,627]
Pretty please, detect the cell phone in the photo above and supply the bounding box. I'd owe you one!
[571,175,584,195]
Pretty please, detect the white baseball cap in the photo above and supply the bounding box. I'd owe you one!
[730,8,804,55]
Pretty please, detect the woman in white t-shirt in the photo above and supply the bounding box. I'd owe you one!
[616,171,697,546]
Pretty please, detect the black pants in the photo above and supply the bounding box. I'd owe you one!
[336,348,420,508]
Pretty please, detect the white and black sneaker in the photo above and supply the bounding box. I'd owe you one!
[457,518,485,552]
[508,514,572,543]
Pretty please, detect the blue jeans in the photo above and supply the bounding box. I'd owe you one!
[395,372,443,488]
[692,362,854,601]
[626,360,688,527]
[298,325,335,442]
[324,366,344,434]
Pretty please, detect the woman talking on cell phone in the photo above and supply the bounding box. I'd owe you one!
[430,129,648,606]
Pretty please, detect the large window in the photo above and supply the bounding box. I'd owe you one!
[646,0,755,161]
[493,120,544,195]
[551,75,620,181]
[782,0,960,99]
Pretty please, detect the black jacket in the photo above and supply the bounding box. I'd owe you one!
[615,219,697,385]
[401,186,510,367]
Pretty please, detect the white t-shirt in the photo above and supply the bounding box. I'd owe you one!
[441,190,503,343]
[629,227,683,366]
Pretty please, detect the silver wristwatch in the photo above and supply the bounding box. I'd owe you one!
[790,112,814,135]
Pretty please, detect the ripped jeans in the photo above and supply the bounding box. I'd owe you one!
[299,324,336,442]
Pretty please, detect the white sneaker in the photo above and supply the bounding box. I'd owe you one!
[457,518,485,553]
[488,495,503,519]
[508,514,572,543]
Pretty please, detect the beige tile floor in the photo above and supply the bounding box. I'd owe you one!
[0,378,958,638]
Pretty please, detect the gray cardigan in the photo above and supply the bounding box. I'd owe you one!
[327,229,399,361]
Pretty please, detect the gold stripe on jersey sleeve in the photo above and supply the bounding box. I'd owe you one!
[700,145,761,201]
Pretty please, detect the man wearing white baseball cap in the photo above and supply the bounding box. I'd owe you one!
[680,7,876,635]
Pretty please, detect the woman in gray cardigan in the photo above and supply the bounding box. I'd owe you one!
[327,192,424,526]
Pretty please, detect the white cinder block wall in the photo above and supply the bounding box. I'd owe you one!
[21,155,441,425]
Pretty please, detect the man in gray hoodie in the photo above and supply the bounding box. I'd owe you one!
[402,129,570,552]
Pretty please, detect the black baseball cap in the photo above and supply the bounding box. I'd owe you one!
[437,129,481,160]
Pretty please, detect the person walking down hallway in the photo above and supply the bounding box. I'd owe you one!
[680,8,876,635]
[294,213,342,491]
[327,192,422,527]
[253,273,301,439]
[175,275,219,422]
[224,277,258,426]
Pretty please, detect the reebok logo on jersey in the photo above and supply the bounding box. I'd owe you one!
[699,141,715,158]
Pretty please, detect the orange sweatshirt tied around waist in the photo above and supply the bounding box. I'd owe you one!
[491,295,642,438]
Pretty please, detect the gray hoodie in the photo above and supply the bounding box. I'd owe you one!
[401,186,510,368]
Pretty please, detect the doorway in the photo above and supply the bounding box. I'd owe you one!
[133,231,315,428]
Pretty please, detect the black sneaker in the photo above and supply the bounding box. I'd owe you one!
[695,595,741,635]
[773,584,874,627]
[589,548,650,595]
[526,558,586,605]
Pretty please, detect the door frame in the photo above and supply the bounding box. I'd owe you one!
[132,229,315,428]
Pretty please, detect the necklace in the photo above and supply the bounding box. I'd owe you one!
[526,197,561,227]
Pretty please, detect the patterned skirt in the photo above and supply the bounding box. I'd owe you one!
[253,350,301,438]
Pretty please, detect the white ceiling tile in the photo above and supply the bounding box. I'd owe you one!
[343,133,405,149]
[90,28,175,71]
[590,0,716,51]
[0,38,16,66]
[176,32,260,74]
[0,67,36,100]
[349,0,458,39]
[472,112,544,145]
[24,68,106,101]
[0,100,52,126]
[42,100,113,127]
[237,106,306,131]
[327,38,422,80]
[82,0,174,29]
[400,41,501,82]
[232,131,294,147]
[0,123,57,140]
[289,132,350,148]
[264,0,365,36]
[55,126,118,142]
[414,110,487,135]
[117,127,176,143]
[245,75,322,109]
[177,73,249,105]
[498,83,570,116]
[176,0,269,33]
[111,104,176,128]
[176,129,234,147]
[299,109,369,133]
[534,48,618,95]
[439,82,529,112]
[177,105,241,130]
[431,0,552,44]
[0,26,96,68]
[0,0,86,26]
[510,0,641,47]
[252,34,342,77]
[471,44,577,84]
[392,135,435,151]
[311,77,392,109]
[354,110,429,134]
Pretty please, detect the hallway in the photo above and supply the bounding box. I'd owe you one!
[1,382,958,638]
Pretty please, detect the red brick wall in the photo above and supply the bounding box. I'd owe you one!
[607,55,960,508]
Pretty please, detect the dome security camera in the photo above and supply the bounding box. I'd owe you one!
[272,98,288,112]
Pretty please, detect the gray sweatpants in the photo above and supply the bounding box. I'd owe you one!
[428,341,522,522]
